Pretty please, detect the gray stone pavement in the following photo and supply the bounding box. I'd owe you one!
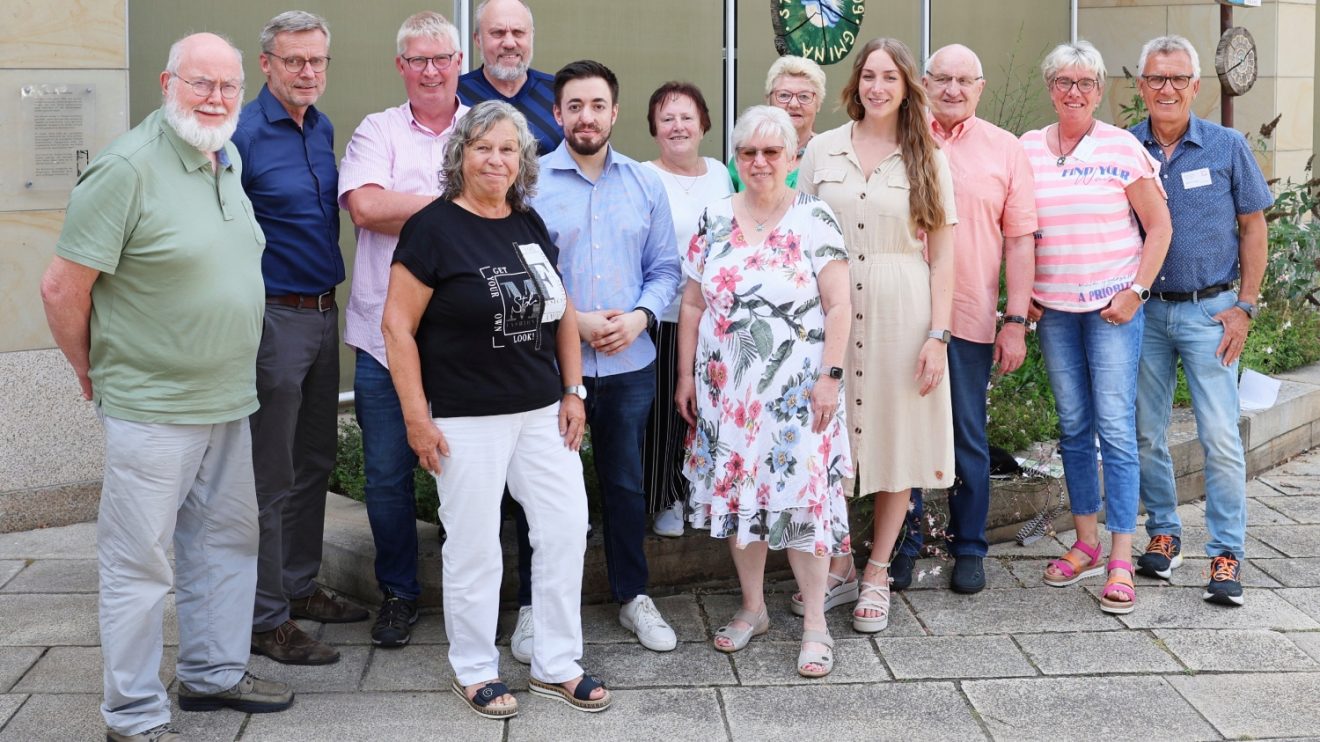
[4,451,1320,741]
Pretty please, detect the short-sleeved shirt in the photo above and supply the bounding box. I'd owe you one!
[930,116,1038,343]
[1129,114,1274,293]
[54,107,266,424]
[532,143,681,378]
[338,99,469,367]
[393,199,563,417]
[233,84,343,295]
[643,157,735,321]
[1021,121,1161,312]
[458,67,562,156]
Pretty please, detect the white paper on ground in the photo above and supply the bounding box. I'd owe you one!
[1239,368,1281,410]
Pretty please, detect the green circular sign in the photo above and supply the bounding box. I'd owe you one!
[772,0,866,66]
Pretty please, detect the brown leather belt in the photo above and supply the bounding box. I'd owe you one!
[1153,283,1232,303]
[266,290,336,312]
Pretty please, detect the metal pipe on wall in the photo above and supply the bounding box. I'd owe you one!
[724,0,737,159]
[921,0,931,64]
[457,0,472,72]
[1070,0,1078,43]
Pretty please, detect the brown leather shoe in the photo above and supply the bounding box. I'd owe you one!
[251,620,339,665]
[289,587,369,624]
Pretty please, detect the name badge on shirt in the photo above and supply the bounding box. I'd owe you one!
[517,242,567,323]
[1182,168,1212,190]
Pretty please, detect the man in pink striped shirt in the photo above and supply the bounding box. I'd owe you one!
[338,10,469,649]
[893,44,1038,594]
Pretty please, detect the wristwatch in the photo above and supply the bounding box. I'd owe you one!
[1129,283,1151,302]
[563,385,588,401]
[1003,315,1028,326]
[928,329,951,344]
[1234,300,1258,319]
[821,366,844,380]
[635,306,657,330]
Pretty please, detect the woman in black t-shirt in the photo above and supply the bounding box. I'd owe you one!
[383,101,609,718]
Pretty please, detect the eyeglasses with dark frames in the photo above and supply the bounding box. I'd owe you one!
[1051,77,1099,94]
[1141,74,1193,90]
[270,55,331,73]
[402,54,457,72]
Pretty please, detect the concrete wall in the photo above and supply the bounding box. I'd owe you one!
[1080,0,1315,182]
[0,0,127,530]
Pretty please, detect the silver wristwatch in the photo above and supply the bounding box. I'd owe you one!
[563,385,587,401]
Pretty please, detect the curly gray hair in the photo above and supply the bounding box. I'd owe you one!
[441,101,539,211]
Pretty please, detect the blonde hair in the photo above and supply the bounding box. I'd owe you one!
[840,37,947,233]
[396,11,460,55]
[763,55,827,101]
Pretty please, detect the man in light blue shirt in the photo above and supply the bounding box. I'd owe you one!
[522,59,681,654]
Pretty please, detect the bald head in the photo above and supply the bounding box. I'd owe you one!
[475,0,534,85]
[926,44,982,78]
[160,33,244,154]
[922,43,986,130]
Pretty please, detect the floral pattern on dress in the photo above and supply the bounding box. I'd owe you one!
[682,194,854,556]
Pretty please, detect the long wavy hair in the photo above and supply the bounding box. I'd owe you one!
[841,37,946,234]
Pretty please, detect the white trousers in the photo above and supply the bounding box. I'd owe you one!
[98,414,258,735]
[434,402,588,685]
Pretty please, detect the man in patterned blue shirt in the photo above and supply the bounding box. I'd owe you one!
[457,0,562,155]
[523,60,682,654]
[1129,35,1273,607]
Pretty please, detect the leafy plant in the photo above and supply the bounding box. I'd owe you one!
[984,25,1050,136]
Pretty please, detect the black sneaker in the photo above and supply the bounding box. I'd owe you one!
[890,552,916,592]
[372,594,419,648]
[1136,534,1183,580]
[1204,551,1245,606]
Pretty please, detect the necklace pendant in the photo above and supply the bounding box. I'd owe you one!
[1056,155,1067,167]
[756,224,766,232]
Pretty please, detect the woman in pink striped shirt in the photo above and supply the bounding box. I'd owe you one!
[1021,41,1170,615]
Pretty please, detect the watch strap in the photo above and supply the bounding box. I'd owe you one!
[1234,300,1257,319]
[1003,314,1028,326]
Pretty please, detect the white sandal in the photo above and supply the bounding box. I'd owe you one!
[790,560,859,617]
[797,630,835,678]
[852,558,891,634]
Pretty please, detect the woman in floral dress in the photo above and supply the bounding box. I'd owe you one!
[675,106,852,678]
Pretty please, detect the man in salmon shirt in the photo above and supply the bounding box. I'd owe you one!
[895,44,1038,594]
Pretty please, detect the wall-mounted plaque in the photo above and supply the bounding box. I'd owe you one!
[20,84,97,193]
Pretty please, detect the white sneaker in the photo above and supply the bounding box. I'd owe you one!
[619,595,677,651]
[510,605,533,664]
[653,500,685,537]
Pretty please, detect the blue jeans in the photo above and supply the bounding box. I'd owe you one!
[1037,307,1144,535]
[517,364,655,603]
[1137,291,1247,558]
[354,350,421,601]
[901,337,994,558]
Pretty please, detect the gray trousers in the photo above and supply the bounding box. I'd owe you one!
[98,414,257,736]
[250,303,340,631]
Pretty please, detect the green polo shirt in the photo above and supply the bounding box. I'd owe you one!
[55,107,266,424]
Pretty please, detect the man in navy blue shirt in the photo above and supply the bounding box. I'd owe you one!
[458,0,562,155]
[1129,35,1273,607]
[233,10,366,666]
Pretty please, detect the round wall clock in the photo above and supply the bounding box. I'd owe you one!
[1215,26,1258,96]
[772,0,865,66]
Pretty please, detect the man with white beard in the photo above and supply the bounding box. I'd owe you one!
[41,32,293,742]
[458,0,561,154]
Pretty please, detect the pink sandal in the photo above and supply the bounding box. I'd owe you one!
[1043,539,1104,587]
[1099,559,1136,614]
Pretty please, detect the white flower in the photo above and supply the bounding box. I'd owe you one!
[1283,320,1293,330]
[1265,346,1275,354]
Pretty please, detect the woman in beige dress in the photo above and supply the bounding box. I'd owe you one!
[797,37,958,634]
